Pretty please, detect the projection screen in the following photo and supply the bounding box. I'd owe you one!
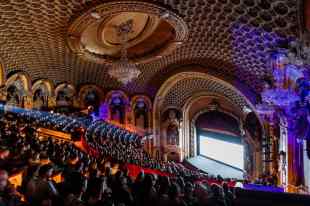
[199,134,244,170]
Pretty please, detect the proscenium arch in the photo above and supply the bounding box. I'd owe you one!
[153,71,264,159]
[191,107,258,176]
[182,92,245,159]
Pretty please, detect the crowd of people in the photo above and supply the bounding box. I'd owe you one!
[0,113,238,206]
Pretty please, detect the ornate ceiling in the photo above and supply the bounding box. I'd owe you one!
[162,77,249,110]
[0,0,301,98]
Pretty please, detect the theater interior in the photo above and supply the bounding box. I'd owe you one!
[0,0,310,206]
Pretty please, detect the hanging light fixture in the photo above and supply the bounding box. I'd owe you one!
[108,19,141,84]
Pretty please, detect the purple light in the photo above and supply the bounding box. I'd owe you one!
[243,184,284,193]
[261,88,300,107]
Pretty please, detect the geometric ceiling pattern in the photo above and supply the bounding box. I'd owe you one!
[162,77,250,110]
[0,0,300,98]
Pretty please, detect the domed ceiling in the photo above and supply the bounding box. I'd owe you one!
[0,0,301,98]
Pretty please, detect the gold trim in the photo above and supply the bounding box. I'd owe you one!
[67,1,188,64]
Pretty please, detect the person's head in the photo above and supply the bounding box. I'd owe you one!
[136,171,145,182]
[68,172,88,196]
[0,149,10,159]
[38,164,54,179]
[159,176,170,190]
[222,182,229,193]
[120,176,128,186]
[0,170,8,191]
[168,183,181,200]
[26,164,40,177]
[210,183,224,198]
[184,182,194,195]
[143,174,156,190]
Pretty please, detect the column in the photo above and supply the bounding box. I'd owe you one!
[280,114,304,192]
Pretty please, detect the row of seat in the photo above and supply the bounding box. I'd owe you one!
[4,106,141,145]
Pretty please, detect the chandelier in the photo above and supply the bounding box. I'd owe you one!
[108,19,141,84]
[258,50,301,110]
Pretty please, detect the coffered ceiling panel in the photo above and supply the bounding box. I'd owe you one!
[0,0,300,97]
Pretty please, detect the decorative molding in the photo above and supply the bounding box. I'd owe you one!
[67,1,188,64]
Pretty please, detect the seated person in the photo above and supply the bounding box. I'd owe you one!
[27,164,59,205]
[0,169,22,206]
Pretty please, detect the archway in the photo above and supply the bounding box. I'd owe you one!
[32,79,54,110]
[78,84,104,110]
[55,83,76,112]
[5,72,32,107]
[194,109,248,176]
[153,71,264,178]
[131,95,152,131]
[105,90,129,125]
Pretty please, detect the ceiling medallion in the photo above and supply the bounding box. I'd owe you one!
[67,1,188,65]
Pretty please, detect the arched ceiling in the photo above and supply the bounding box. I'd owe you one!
[161,75,250,110]
[0,0,301,97]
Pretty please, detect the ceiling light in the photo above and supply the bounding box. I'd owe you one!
[160,12,170,19]
[108,19,141,84]
[90,11,101,19]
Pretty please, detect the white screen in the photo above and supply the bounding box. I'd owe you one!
[199,135,244,170]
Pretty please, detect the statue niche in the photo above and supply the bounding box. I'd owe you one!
[33,89,46,109]
[84,90,100,115]
[134,99,148,129]
[167,124,179,145]
[163,109,181,146]
[56,85,74,107]
[6,85,20,106]
[110,96,125,124]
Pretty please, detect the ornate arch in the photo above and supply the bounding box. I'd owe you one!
[78,84,104,108]
[5,72,32,107]
[131,95,152,130]
[32,79,54,109]
[105,90,129,124]
[190,106,242,154]
[190,107,258,175]
[131,95,152,111]
[32,79,54,97]
[105,90,129,105]
[6,72,32,93]
[55,83,76,107]
[182,92,243,157]
[153,72,261,155]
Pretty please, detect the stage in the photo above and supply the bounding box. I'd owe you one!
[186,155,245,179]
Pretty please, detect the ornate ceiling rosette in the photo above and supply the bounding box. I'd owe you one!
[67,1,188,65]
